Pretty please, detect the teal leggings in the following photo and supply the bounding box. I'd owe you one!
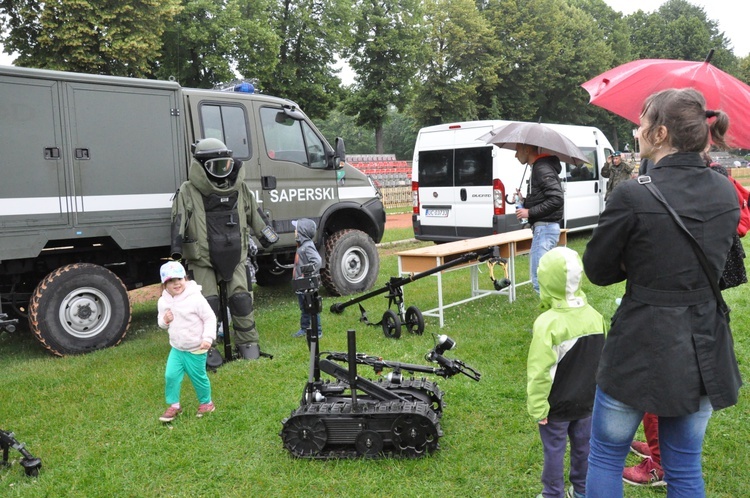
[165,348,212,405]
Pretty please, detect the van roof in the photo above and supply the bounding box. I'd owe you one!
[417,120,612,150]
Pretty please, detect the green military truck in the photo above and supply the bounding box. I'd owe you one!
[0,66,385,356]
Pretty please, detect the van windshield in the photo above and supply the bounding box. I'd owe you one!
[418,146,493,187]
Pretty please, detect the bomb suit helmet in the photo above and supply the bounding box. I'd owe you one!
[192,138,234,178]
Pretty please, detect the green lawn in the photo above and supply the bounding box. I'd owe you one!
[1,232,748,497]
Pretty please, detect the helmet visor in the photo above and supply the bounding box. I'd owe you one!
[203,157,234,178]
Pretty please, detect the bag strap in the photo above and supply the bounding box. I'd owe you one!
[637,176,729,314]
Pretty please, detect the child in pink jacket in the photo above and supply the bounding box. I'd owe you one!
[157,261,217,422]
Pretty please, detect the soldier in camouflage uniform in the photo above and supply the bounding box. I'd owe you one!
[602,151,634,201]
[170,138,277,360]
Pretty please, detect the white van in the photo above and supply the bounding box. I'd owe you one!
[411,120,615,242]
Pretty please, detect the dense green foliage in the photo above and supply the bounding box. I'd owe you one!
[1,0,748,153]
[1,232,749,496]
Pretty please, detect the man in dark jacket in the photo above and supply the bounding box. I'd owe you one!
[514,144,564,293]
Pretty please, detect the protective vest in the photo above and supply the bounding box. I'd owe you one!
[171,158,266,280]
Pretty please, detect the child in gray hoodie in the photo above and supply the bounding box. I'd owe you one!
[291,219,323,338]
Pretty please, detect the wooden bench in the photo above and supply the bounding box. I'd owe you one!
[397,229,567,327]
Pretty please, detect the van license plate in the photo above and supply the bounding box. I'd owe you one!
[425,209,449,217]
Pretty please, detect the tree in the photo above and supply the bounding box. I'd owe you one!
[154,0,279,88]
[627,0,734,68]
[479,0,613,124]
[409,0,500,126]
[264,0,353,120]
[0,0,180,77]
[342,0,426,153]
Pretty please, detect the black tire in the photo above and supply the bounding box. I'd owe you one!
[321,229,379,296]
[381,309,401,339]
[404,306,425,335]
[254,264,293,287]
[28,263,131,356]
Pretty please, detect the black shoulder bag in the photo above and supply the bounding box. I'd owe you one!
[637,176,730,318]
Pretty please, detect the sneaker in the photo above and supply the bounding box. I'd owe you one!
[159,406,182,422]
[292,329,306,337]
[196,402,215,418]
[566,485,585,498]
[622,457,666,486]
[630,440,652,459]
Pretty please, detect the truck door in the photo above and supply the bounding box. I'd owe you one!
[253,104,337,237]
[0,75,69,229]
[65,82,183,225]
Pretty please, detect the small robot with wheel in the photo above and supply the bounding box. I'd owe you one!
[330,247,509,338]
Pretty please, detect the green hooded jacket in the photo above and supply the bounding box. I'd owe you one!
[526,247,607,422]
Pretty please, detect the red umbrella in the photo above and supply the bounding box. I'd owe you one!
[582,51,750,149]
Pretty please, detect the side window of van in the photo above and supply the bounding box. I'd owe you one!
[200,104,251,159]
[418,150,453,187]
[564,147,598,182]
[259,107,326,169]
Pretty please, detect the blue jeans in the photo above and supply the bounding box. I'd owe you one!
[586,387,713,498]
[530,223,560,293]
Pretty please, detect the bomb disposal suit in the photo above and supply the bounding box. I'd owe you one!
[170,139,277,359]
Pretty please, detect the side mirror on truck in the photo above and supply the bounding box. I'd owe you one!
[331,137,346,169]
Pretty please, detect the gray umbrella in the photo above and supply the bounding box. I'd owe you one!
[477,121,589,165]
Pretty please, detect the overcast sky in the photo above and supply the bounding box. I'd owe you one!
[1,0,747,66]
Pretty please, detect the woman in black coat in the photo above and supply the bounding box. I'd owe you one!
[582,88,742,497]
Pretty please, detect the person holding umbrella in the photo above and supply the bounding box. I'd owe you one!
[582,88,742,497]
[479,121,586,294]
[514,143,564,294]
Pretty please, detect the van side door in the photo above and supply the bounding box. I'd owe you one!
[561,147,601,230]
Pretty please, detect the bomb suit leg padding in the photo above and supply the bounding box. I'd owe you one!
[189,265,220,301]
[227,263,259,345]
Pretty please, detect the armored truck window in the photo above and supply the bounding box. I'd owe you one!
[260,106,325,168]
[417,150,453,188]
[200,104,251,159]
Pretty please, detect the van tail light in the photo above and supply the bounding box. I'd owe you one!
[412,181,420,214]
[493,178,505,215]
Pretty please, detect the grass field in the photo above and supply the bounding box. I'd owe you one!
[1,232,748,497]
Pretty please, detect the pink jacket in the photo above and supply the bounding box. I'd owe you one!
[157,280,217,351]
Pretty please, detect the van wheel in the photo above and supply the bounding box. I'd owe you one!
[28,263,131,356]
[321,229,379,296]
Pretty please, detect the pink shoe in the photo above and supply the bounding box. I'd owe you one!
[623,457,665,486]
[630,440,651,459]
[196,401,215,418]
[159,405,182,422]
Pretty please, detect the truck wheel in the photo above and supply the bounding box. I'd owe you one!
[321,229,379,296]
[28,263,131,356]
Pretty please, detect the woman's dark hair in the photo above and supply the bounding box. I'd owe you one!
[640,88,730,151]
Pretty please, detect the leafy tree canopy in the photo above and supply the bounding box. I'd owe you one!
[1,0,180,77]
